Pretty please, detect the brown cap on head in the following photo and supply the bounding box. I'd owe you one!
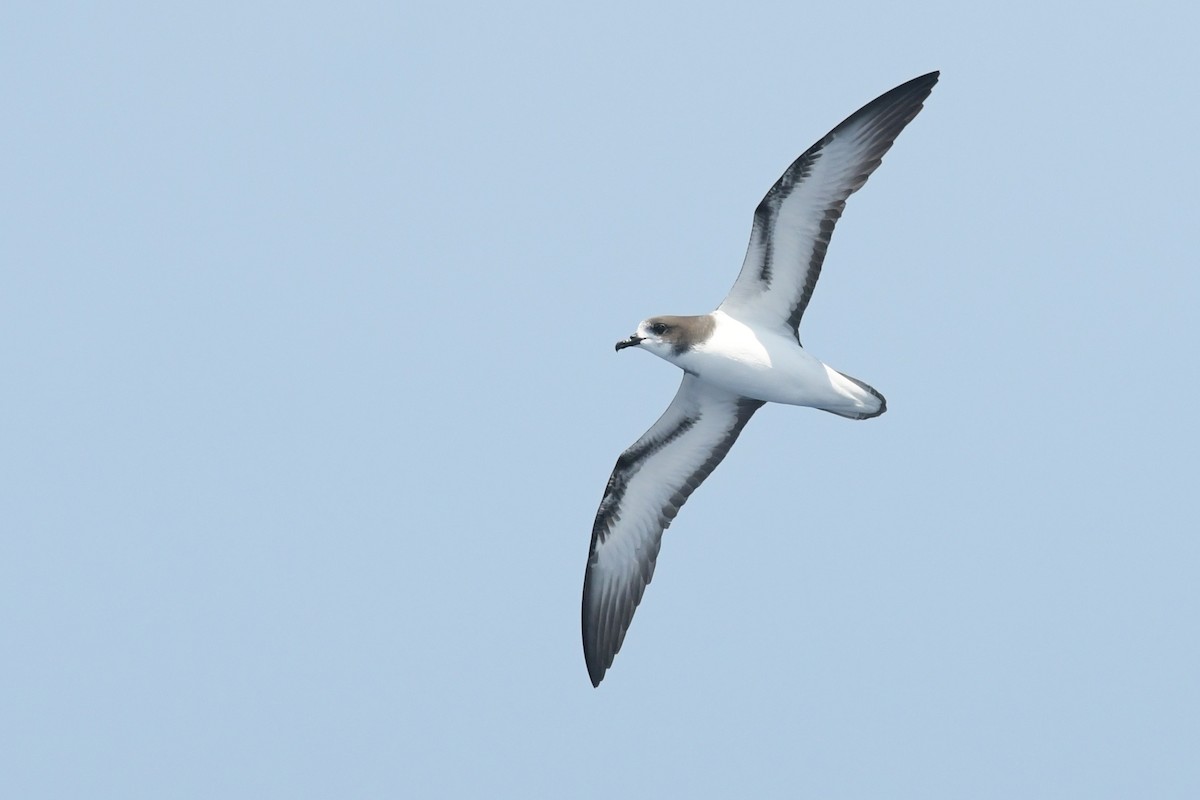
[631,315,715,356]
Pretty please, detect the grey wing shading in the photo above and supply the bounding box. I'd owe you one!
[581,374,763,687]
[719,71,939,338]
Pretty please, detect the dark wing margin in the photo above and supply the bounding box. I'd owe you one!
[719,71,939,338]
[581,376,764,687]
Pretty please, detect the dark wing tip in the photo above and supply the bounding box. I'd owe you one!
[587,658,605,687]
[581,570,641,687]
[911,70,941,87]
[581,594,609,687]
[887,71,940,101]
[840,70,940,139]
[894,70,939,114]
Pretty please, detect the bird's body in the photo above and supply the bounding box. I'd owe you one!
[668,310,884,417]
[582,72,939,686]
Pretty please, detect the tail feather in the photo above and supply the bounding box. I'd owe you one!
[820,369,887,420]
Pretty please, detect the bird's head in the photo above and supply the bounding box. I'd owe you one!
[615,315,710,359]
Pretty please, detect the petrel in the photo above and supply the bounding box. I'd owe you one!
[581,72,939,686]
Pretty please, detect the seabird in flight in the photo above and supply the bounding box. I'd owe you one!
[581,71,940,686]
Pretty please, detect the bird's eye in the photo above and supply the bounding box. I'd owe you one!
[649,322,668,335]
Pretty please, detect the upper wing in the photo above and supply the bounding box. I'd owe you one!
[718,71,938,338]
[582,374,763,687]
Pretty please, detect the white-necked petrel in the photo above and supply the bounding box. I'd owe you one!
[582,72,939,686]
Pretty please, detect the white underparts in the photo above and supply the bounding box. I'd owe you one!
[663,310,882,415]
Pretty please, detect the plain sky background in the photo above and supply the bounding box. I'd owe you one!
[3,2,1198,798]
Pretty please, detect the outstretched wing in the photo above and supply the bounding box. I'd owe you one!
[582,374,763,686]
[719,71,938,338]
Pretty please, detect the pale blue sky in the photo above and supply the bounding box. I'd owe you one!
[3,2,1198,798]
